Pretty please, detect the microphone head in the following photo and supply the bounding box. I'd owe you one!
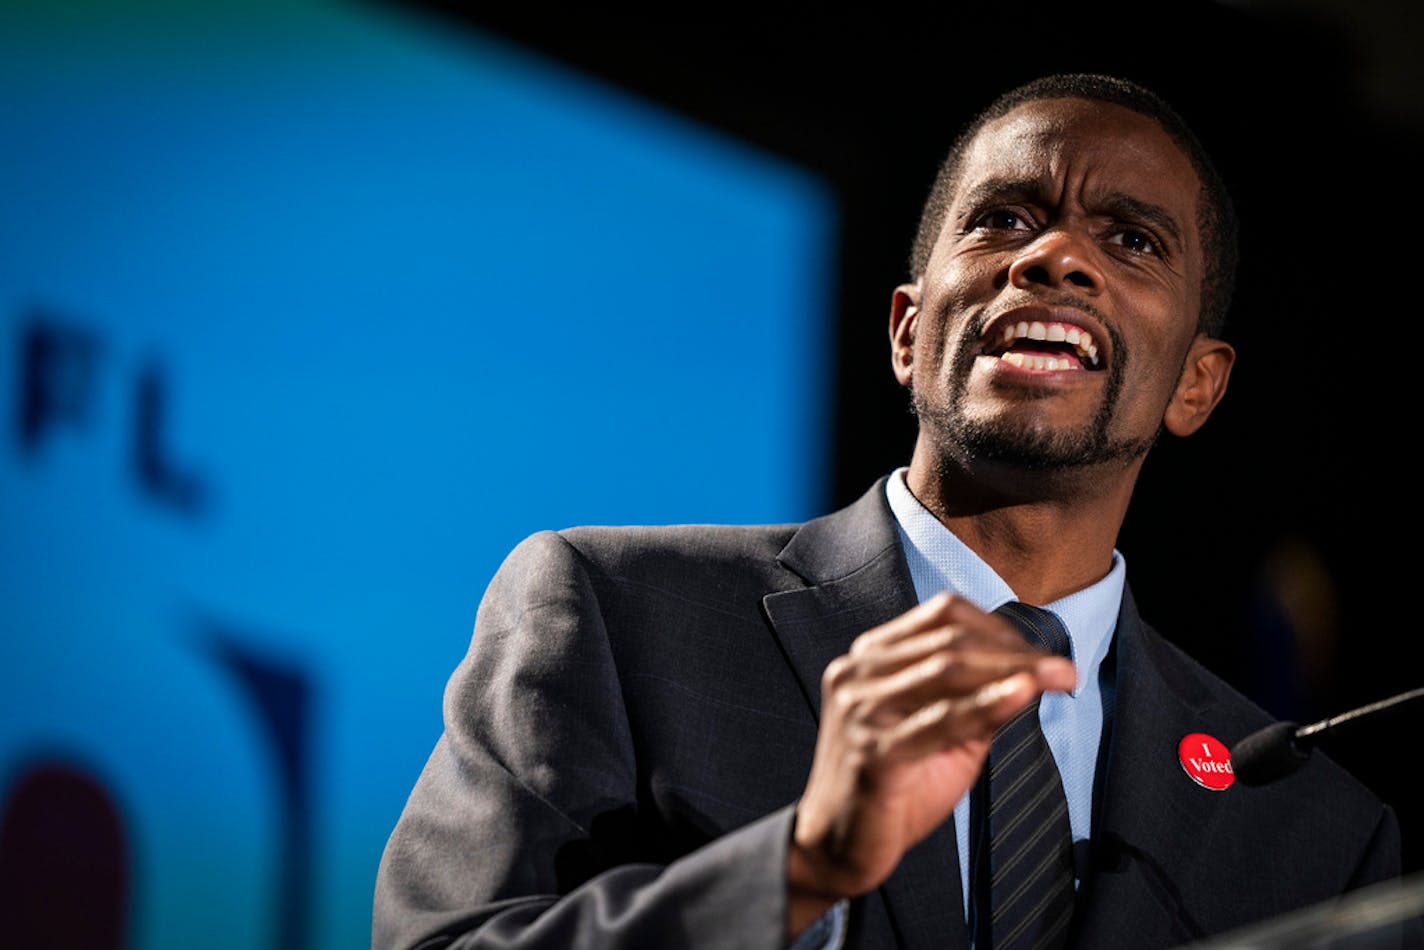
[1231,720,1309,786]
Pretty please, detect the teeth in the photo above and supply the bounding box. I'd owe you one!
[995,319,1100,368]
[1001,353,1077,371]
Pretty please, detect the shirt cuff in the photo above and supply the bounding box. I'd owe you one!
[788,899,849,950]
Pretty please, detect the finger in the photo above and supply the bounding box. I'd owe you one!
[851,593,1028,657]
[849,593,963,655]
[1033,655,1078,693]
[849,617,1065,683]
[846,626,963,678]
[876,671,1041,761]
[836,645,1058,726]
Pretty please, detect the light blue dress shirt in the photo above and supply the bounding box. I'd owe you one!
[885,468,1123,921]
[792,471,1124,950]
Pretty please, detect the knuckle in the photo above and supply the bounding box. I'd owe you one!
[921,652,954,681]
[919,698,952,730]
[822,656,854,690]
[848,633,877,658]
[924,592,958,619]
[832,687,876,723]
[847,722,878,756]
[842,725,882,774]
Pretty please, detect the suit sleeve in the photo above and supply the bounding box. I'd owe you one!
[1347,803,1403,892]
[372,530,794,950]
[1344,804,1424,947]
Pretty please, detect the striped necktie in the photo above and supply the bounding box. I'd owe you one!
[985,601,1076,950]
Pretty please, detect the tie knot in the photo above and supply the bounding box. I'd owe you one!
[994,601,1073,660]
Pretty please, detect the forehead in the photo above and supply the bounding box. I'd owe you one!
[951,97,1201,225]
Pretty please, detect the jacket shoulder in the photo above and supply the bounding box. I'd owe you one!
[558,521,801,569]
[1133,610,1390,829]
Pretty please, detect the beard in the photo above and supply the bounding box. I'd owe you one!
[912,323,1160,471]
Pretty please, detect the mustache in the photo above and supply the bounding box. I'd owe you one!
[974,291,1111,338]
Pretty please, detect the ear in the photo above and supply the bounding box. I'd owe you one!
[1163,334,1235,437]
[889,282,921,387]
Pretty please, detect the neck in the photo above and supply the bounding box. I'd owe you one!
[904,437,1142,605]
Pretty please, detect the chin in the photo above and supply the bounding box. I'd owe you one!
[950,417,1153,471]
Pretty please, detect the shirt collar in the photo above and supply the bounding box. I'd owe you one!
[884,467,1123,698]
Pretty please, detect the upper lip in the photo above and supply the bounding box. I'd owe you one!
[981,304,1109,370]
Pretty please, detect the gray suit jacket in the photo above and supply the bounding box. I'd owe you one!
[373,479,1402,949]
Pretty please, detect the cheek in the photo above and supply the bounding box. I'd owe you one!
[932,256,999,309]
[908,328,945,385]
[916,261,996,361]
[1119,266,1199,340]
[910,313,969,384]
[1115,287,1198,370]
[1120,347,1192,426]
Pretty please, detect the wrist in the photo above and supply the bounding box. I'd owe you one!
[786,828,843,937]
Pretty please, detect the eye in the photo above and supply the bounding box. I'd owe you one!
[971,209,1034,232]
[1107,228,1159,256]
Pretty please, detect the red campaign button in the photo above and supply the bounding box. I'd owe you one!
[1179,733,1235,791]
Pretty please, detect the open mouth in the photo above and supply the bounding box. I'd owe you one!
[984,318,1104,372]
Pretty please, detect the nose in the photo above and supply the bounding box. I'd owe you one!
[1006,228,1104,294]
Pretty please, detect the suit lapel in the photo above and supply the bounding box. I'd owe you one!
[763,479,969,950]
[1072,589,1222,948]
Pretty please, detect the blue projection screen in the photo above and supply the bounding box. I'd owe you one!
[0,2,834,947]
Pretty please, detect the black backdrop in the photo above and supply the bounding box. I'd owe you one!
[388,0,1424,874]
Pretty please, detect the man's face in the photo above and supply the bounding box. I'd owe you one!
[894,97,1219,472]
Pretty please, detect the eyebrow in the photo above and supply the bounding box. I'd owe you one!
[1097,194,1184,249]
[957,177,1185,249]
[957,178,1046,216]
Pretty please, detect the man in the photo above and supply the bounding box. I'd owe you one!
[374,74,1404,949]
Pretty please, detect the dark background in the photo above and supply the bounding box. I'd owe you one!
[396,0,1424,871]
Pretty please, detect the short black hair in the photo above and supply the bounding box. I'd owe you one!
[908,74,1237,338]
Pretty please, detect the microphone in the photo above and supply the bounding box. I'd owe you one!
[1231,687,1424,786]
